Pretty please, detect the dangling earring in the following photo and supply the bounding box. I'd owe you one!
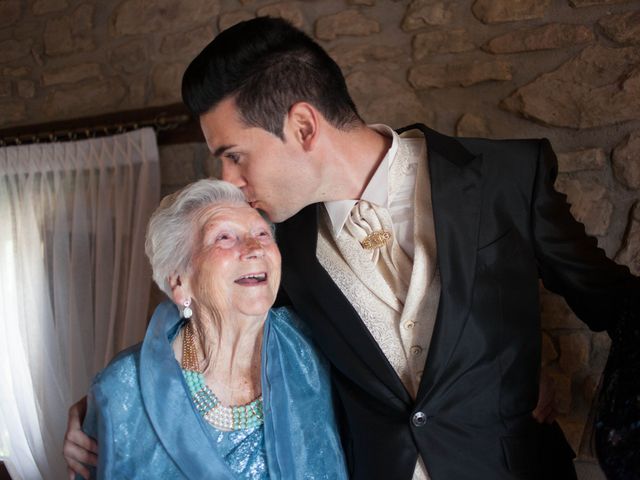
[183,299,193,319]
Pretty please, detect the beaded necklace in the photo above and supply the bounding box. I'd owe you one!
[181,321,264,432]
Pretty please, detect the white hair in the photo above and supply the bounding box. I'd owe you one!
[145,179,247,298]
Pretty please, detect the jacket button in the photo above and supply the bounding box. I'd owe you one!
[412,411,427,427]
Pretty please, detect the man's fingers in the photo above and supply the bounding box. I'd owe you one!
[63,439,98,466]
[66,429,98,454]
[66,459,90,480]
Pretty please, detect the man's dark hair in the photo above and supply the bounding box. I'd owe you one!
[182,16,362,139]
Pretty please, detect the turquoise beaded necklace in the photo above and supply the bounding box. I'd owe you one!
[181,322,264,432]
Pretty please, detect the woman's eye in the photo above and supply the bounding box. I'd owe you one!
[215,233,234,244]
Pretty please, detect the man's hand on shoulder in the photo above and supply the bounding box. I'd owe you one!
[62,396,97,480]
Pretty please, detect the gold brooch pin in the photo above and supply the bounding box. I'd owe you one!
[361,230,392,250]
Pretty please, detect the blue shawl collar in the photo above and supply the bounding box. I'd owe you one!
[140,301,347,479]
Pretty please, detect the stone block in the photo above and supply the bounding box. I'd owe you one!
[409,60,512,89]
[32,0,68,15]
[346,70,432,127]
[111,0,220,36]
[541,332,558,366]
[160,25,214,56]
[570,0,633,6]
[483,23,593,54]
[599,11,640,45]
[44,4,94,56]
[413,29,475,60]
[612,130,640,189]
[151,63,184,105]
[456,113,492,137]
[540,288,586,330]
[557,148,606,173]
[558,333,591,375]
[42,63,101,86]
[109,40,147,74]
[0,80,10,97]
[329,44,404,70]
[502,45,640,128]
[0,100,26,126]
[546,367,572,414]
[0,1,21,28]
[43,78,127,118]
[315,9,380,40]
[554,175,613,237]
[472,0,550,24]
[555,174,613,236]
[615,201,640,275]
[0,39,32,64]
[402,0,452,31]
[2,66,30,77]
[218,11,254,31]
[17,80,35,98]
[257,2,304,29]
[126,75,146,107]
[159,144,199,185]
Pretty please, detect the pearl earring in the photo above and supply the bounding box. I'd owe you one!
[183,299,193,319]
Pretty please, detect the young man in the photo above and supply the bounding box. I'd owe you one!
[65,17,639,479]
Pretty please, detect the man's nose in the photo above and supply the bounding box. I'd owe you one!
[221,161,245,188]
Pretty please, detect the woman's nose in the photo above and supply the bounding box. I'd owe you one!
[241,236,264,259]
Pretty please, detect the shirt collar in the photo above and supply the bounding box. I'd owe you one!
[324,124,399,236]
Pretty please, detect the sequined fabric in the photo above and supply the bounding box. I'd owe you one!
[212,425,268,479]
[595,297,640,479]
[80,301,347,479]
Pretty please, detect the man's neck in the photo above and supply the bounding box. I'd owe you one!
[315,124,392,202]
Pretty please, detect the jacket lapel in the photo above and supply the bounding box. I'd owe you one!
[278,205,412,408]
[397,125,484,403]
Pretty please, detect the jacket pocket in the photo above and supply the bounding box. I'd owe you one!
[477,228,518,269]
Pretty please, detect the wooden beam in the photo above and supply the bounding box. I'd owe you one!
[0,103,204,146]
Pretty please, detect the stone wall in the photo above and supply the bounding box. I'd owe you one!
[2,0,639,463]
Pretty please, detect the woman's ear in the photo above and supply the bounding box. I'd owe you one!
[286,102,319,152]
[168,273,191,306]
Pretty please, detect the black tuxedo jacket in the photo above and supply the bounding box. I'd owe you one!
[276,125,639,479]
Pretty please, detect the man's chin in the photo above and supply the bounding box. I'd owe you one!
[265,209,301,224]
[252,202,305,224]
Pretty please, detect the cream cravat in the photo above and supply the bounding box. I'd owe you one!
[344,200,412,305]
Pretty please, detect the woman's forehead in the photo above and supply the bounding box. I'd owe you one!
[198,202,262,228]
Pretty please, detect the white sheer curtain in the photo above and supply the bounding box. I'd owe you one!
[0,128,160,479]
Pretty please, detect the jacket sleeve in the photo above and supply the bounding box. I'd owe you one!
[531,138,640,332]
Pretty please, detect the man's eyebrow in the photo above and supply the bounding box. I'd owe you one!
[212,144,234,158]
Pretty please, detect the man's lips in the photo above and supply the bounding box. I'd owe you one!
[234,272,268,285]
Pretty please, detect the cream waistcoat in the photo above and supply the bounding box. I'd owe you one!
[317,134,440,480]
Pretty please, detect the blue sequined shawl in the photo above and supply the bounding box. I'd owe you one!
[81,301,348,479]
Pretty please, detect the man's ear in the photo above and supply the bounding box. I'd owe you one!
[286,102,319,151]
[168,273,191,305]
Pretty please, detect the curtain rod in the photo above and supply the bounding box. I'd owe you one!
[0,110,194,147]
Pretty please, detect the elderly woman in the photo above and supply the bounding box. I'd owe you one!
[78,179,347,479]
